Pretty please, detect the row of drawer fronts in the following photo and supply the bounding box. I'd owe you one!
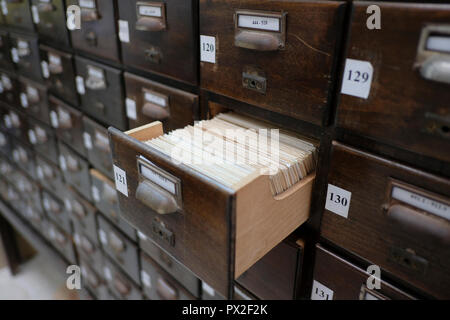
[0,67,198,134]
[5,2,450,164]
[321,142,450,299]
[312,245,415,300]
[109,120,315,298]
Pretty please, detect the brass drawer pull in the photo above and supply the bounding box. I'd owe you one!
[136,180,178,215]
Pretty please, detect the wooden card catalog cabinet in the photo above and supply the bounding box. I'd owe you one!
[200,0,346,126]
[109,121,315,298]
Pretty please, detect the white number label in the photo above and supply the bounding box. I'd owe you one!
[341,59,373,99]
[202,282,215,297]
[83,132,93,150]
[237,15,280,32]
[125,98,137,120]
[141,270,152,287]
[200,35,216,64]
[91,185,100,203]
[50,110,59,128]
[138,5,161,17]
[11,48,19,63]
[118,20,130,43]
[59,155,67,171]
[99,229,108,245]
[113,165,128,197]
[31,5,40,24]
[20,93,29,108]
[103,267,112,281]
[41,61,50,79]
[311,280,334,300]
[325,184,351,219]
[1,0,8,15]
[76,76,85,95]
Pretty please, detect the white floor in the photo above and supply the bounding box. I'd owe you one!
[0,253,76,300]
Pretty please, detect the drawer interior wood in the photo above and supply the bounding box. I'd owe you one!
[110,120,315,297]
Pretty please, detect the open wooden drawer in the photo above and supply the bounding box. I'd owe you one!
[109,121,315,298]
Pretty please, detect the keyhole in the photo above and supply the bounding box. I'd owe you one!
[441,125,449,135]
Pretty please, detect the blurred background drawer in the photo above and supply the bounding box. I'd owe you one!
[3,105,28,143]
[102,256,142,300]
[79,255,109,300]
[311,245,415,300]
[139,232,201,298]
[124,72,198,131]
[0,71,20,108]
[199,0,345,126]
[73,220,103,270]
[10,32,42,83]
[41,188,71,233]
[27,116,59,164]
[18,76,50,125]
[89,169,137,241]
[82,116,112,178]
[321,142,450,299]
[58,140,92,201]
[43,219,76,263]
[31,0,70,47]
[35,154,65,199]
[49,95,86,156]
[337,2,450,164]
[75,56,126,130]
[11,138,36,179]
[118,0,198,85]
[2,0,35,32]
[140,252,195,300]
[65,186,98,245]
[67,0,120,62]
[40,45,78,106]
[0,30,15,72]
[97,213,140,285]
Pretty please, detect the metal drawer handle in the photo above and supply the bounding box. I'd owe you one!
[142,102,170,120]
[387,204,450,245]
[136,17,165,32]
[81,8,100,22]
[72,200,86,218]
[103,183,117,204]
[113,277,131,297]
[37,3,55,13]
[80,236,94,254]
[136,180,179,215]
[66,155,79,172]
[420,55,450,85]
[109,231,125,253]
[235,31,281,51]
[156,277,178,300]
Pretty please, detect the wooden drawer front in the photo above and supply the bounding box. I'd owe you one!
[90,169,137,241]
[102,256,143,300]
[66,186,98,245]
[83,116,113,178]
[35,155,65,199]
[139,233,201,298]
[44,219,76,263]
[11,139,36,179]
[58,141,92,201]
[41,189,72,233]
[67,0,119,62]
[24,201,46,233]
[237,237,303,300]
[18,77,50,126]
[0,31,14,72]
[140,252,195,300]
[75,56,126,130]
[321,142,450,299]
[27,117,59,165]
[79,257,109,300]
[1,181,24,213]
[4,106,28,143]
[109,122,314,298]
[118,0,198,85]
[124,72,198,131]
[0,130,12,158]
[233,284,258,300]
[73,221,103,270]
[40,45,78,106]
[0,71,20,107]
[31,0,70,47]
[10,32,42,83]
[3,0,35,32]
[312,245,415,300]
[337,3,450,164]
[12,169,42,213]
[200,0,345,126]
[97,214,140,284]
[49,96,86,157]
